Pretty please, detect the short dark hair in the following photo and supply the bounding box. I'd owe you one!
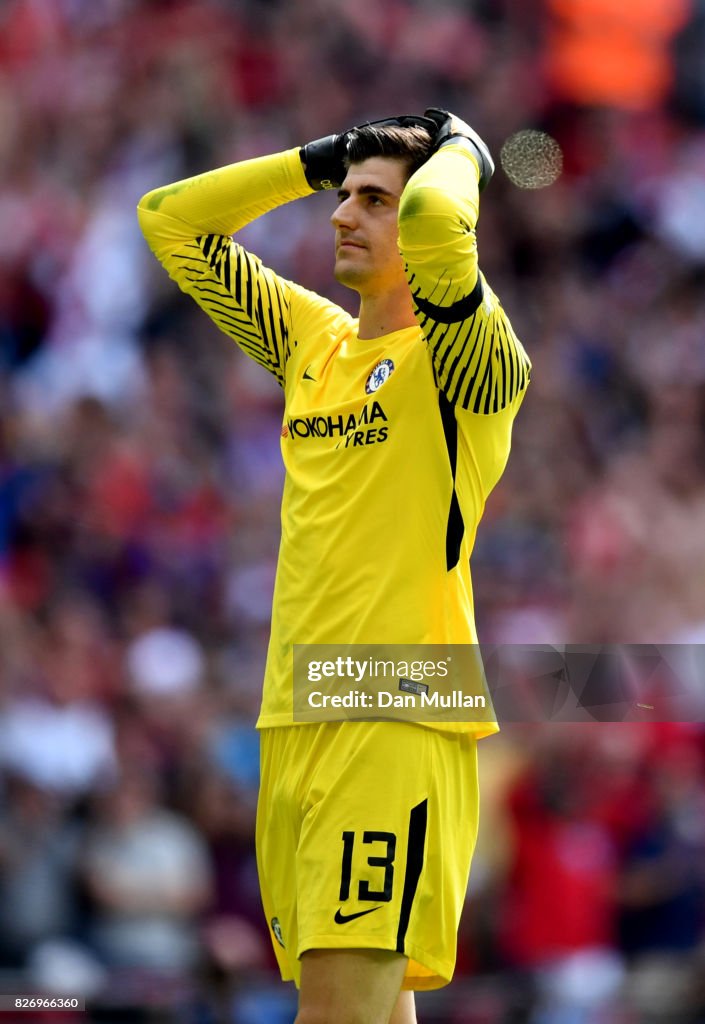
[344,124,434,180]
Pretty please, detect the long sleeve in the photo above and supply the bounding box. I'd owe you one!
[398,141,530,413]
[137,149,338,386]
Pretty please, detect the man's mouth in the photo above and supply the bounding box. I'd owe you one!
[338,239,365,250]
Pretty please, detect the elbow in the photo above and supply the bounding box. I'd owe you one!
[399,184,457,228]
[136,185,173,236]
[135,206,152,250]
[137,184,169,214]
[398,187,473,253]
[135,199,149,231]
[135,192,164,246]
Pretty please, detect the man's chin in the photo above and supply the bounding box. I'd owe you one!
[333,262,367,290]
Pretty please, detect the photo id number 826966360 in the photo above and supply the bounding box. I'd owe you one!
[4,996,84,1011]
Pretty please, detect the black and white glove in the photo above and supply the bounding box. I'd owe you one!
[424,108,494,191]
[299,133,348,191]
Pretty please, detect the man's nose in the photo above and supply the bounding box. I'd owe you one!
[331,197,357,230]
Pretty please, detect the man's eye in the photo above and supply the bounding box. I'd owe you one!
[368,195,383,206]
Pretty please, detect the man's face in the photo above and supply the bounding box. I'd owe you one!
[331,157,409,297]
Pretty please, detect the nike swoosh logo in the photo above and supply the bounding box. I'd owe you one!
[334,906,382,925]
[302,365,316,381]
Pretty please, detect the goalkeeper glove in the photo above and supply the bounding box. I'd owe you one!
[299,133,348,191]
[424,108,494,191]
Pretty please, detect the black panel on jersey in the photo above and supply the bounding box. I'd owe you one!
[438,393,465,571]
[413,274,483,324]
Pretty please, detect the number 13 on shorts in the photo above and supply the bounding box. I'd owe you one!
[339,830,397,904]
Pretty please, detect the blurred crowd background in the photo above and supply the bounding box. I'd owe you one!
[1,0,705,1021]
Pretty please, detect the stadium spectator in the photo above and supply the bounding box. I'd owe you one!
[81,767,213,973]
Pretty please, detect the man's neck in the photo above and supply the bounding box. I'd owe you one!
[356,285,417,340]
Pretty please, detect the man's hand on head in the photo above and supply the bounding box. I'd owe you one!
[423,108,494,191]
[300,133,348,191]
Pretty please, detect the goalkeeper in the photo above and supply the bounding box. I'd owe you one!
[138,109,530,1024]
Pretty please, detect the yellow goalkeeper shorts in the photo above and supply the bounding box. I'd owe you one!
[256,720,479,990]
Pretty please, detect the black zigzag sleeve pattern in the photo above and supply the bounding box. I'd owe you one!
[408,272,530,414]
[170,233,291,386]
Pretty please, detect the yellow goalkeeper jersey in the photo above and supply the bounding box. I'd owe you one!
[138,143,530,735]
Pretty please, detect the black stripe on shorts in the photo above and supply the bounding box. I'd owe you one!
[395,798,428,953]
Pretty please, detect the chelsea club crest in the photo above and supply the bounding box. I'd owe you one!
[271,917,285,947]
[365,359,395,394]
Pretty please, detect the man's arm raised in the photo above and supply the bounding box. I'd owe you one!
[398,110,530,415]
[137,148,343,387]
